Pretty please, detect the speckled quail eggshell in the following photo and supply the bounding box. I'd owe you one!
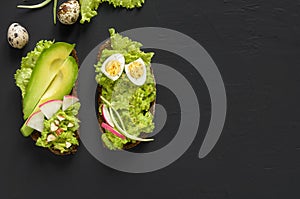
[57,0,80,25]
[7,23,29,49]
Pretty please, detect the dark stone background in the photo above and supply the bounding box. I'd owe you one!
[1,0,300,198]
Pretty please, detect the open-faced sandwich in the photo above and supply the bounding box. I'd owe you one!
[95,28,156,150]
[14,40,80,155]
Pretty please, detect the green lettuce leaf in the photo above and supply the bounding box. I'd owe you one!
[65,102,81,116]
[14,40,54,98]
[102,0,144,9]
[79,0,145,23]
[79,0,102,24]
[109,28,154,65]
[101,131,130,150]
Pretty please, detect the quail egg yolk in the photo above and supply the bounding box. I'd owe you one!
[128,61,144,79]
[105,60,121,76]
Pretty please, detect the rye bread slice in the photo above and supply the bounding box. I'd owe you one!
[30,49,80,155]
[96,40,156,150]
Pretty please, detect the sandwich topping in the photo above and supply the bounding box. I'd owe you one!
[36,100,80,153]
[125,58,147,86]
[101,53,125,81]
[95,28,156,150]
[14,40,80,154]
[106,60,121,76]
[128,61,144,79]
[15,40,54,98]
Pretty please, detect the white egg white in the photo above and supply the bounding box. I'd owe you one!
[101,53,125,81]
[125,58,147,86]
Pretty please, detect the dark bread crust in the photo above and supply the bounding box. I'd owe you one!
[96,40,156,150]
[30,49,80,155]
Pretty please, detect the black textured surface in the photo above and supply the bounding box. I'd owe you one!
[1,0,300,198]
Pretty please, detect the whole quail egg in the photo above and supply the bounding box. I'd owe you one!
[57,0,80,25]
[125,58,147,86]
[101,54,125,81]
[7,23,29,49]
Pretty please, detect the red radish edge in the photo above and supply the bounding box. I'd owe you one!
[62,95,79,111]
[25,110,45,132]
[102,104,114,127]
[63,95,79,103]
[64,95,79,100]
[39,99,63,119]
[25,110,42,125]
[101,122,126,140]
[39,100,63,108]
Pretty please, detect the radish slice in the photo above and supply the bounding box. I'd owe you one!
[100,96,125,129]
[26,111,45,132]
[102,104,114,127]
[62,95,79,111]
[39,100,63,119]
[100,95,154,142]
[101,122,126,140]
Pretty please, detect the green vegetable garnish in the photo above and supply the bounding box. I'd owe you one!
[79,0,102,24]
[53,0,57,24]
[80,0,145,23]
[17,0,52,9]
[103,0,145,9]
[17,0,58,24]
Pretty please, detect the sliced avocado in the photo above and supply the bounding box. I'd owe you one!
[21,56,78,137]
[22,42,75,120]
[38,56,78,104]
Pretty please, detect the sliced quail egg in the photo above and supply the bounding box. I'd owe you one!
[125,58,147,86]
[7,23,29,49]
[57,0,80,25]
[101,53,125,81]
